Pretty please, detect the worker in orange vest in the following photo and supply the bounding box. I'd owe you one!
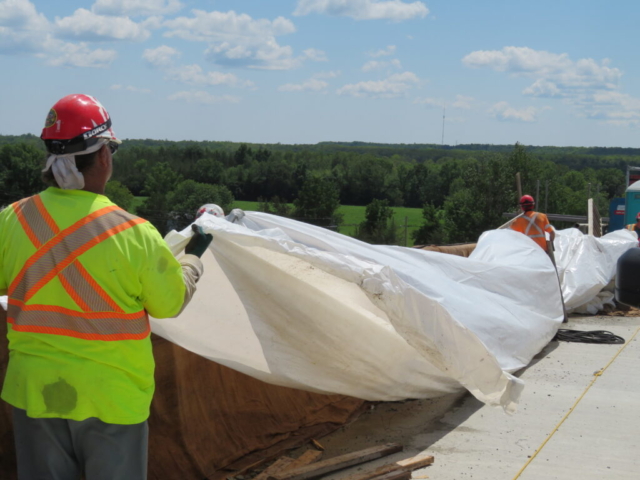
[0,94,212,479]
[510,195,567,322]
[510,195,555,253]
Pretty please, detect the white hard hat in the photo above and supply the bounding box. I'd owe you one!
[196,204,225,219]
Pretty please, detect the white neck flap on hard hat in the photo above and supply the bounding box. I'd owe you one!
[42,139,108,190]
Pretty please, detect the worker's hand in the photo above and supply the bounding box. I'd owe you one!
[184,224,213,258]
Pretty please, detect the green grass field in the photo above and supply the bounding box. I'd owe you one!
[232,201,423,246]
[132,198,423,245]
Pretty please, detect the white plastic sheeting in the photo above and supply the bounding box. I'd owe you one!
[0,218,635,411]
[554,228,637,312]
[155,213,565,412]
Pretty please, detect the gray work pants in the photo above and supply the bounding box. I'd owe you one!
[12,407,148,480]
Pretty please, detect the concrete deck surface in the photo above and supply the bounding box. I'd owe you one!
[317,315,640,480]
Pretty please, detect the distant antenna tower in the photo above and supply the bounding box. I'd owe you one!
[441,106,446,146]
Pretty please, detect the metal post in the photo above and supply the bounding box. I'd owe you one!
[627,166,630,188]
[516,173,522,202]
[545,180,549,213]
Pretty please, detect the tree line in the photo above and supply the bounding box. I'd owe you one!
[0,135,632,244]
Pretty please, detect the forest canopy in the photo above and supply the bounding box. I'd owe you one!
[0,134,634,243]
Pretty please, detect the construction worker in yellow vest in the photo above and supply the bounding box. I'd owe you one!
[0,94,212,479]
[510,195,555,252]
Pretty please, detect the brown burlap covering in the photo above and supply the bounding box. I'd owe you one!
[0,308,365,479]
[415,244,477,258]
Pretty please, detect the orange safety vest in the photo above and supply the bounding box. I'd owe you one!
[510,211,552,251]
[8,195,149,340]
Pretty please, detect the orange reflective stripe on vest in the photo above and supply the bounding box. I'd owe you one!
[7,196,150,341]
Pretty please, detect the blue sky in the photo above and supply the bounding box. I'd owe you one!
[1,0,639,147]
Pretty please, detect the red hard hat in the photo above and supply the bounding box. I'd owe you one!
[519,195,535,206]
[636,212,640,221]
[41,94,121,155]
[196,204,225,219]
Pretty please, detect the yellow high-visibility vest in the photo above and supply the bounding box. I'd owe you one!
[0,187,186,424]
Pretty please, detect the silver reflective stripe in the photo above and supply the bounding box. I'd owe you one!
[60,263,115,312]
[12,208,139,303]
[14,197,57,245]
[523,213,545,239]
[8,303,149,339]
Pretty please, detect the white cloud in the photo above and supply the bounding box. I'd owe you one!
[0,0,51,53]
[110,84,151,93]
[92,0,183,17]
[462,46,622,94]
[164,10,318,70]
[167,64,254,88]
[168,90,241,105]
[302,48,327,62]
[413,95,474,110]
[489,101,545,123]
[144,45,253,88]
[521,79,563,98]
[463,46,636,125]
[413,97,443,108]
[580,91,640,127]
[43,41,117,68]
[368,45,396,57]
[279,78,328,92]
[143,45,181,67]
[452,94,474,109]
[163,10,296,42]
[337,71,419,98]
[0,0,47,28]
[294,0,428,21]
[0,0,117,67]
[54,9,150,42]
[362,58,401,72]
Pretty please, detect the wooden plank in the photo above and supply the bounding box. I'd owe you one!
[340,454,434,480]
[208,403,371,480]
[371,472,411,480]
[268,444,403,480]
[284,450,324,472]
[311,439,324,451]
[253,457,295,480]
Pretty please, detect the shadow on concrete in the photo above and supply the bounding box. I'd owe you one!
[515,340,561,376]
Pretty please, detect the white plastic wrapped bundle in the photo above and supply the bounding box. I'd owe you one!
[554,228,637,312]
[155,213,564,412]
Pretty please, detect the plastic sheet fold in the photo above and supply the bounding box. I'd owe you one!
[156,213,566,412]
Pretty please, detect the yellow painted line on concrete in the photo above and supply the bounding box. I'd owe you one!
[511,323,640,480]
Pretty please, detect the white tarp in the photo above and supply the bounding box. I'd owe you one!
[554,228,637,312]
[0,217,636,411]
[155,213,565,412]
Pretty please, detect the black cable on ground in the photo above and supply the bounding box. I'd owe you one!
[554,329,625,344]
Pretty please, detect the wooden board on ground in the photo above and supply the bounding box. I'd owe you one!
[340,454,434,480]
[371,472,412,480]
[286,450,324,471]
[251,449,323,480]
[252,457,295,480]
[268,444,403,480]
